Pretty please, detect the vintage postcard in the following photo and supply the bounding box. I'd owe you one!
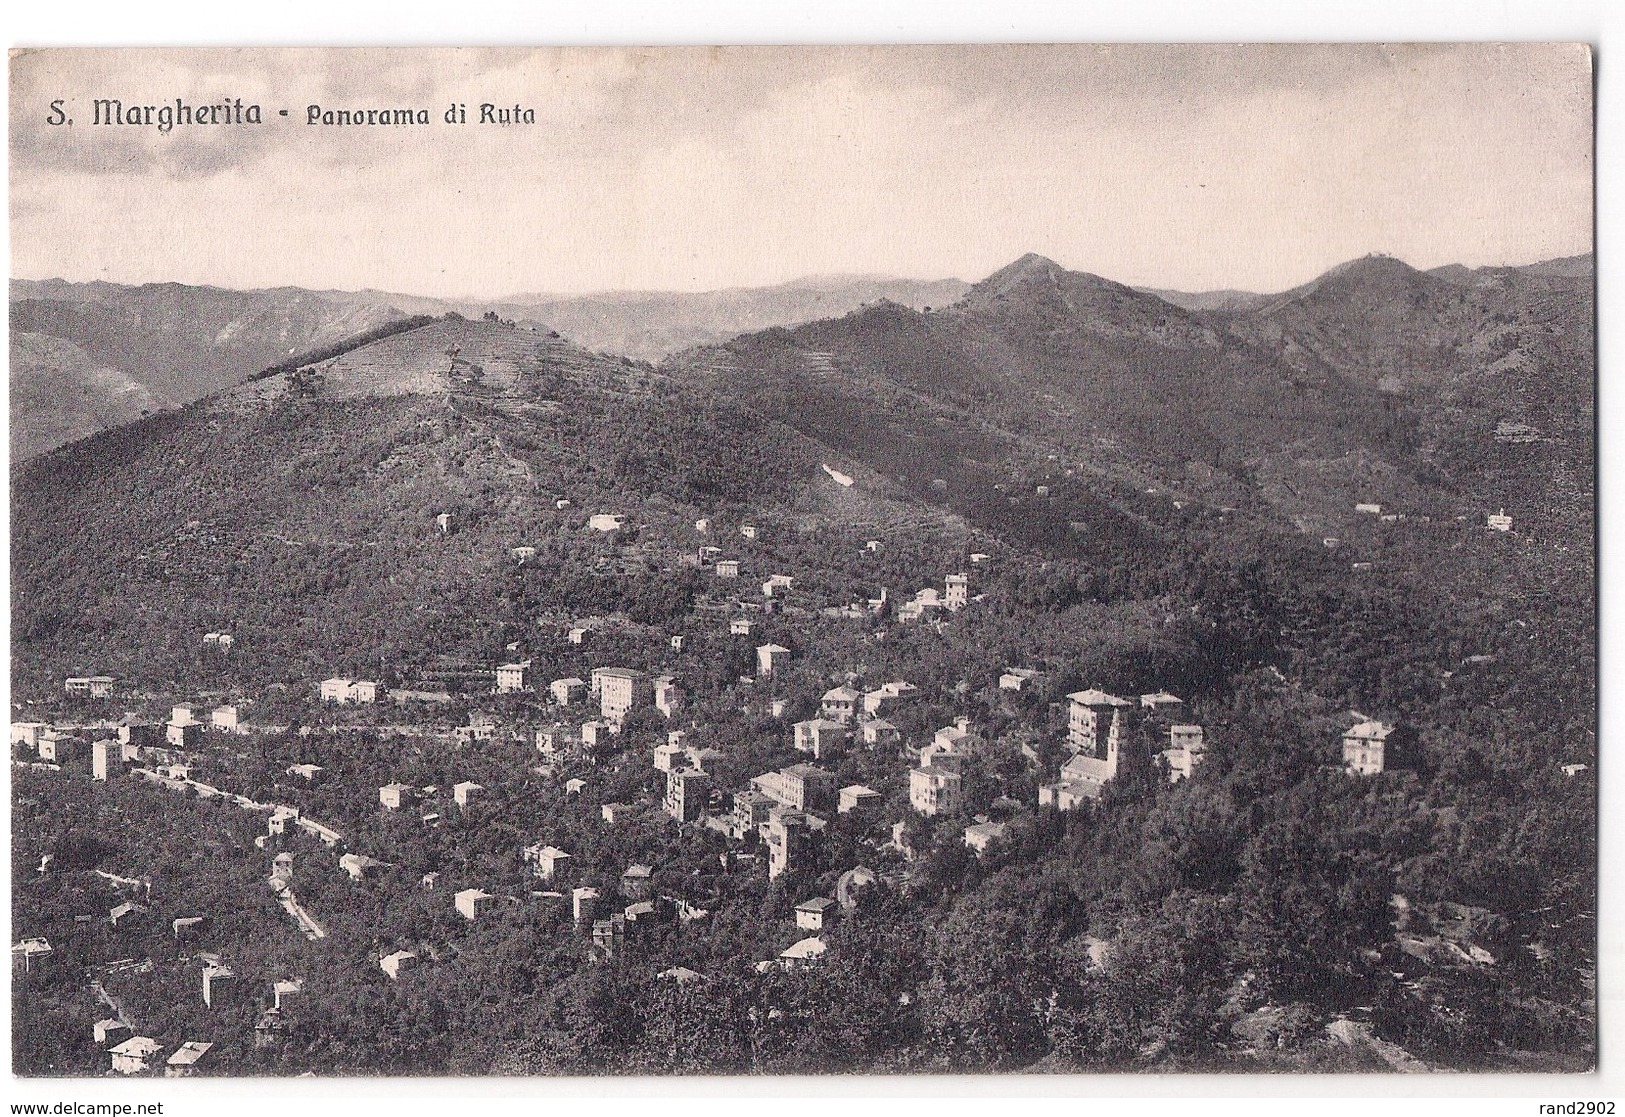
[7,45,1595,1081]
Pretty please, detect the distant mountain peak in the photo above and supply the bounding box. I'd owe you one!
[1320,253,1423,282]
[1257,253,1437,315]
[957,253,1146,316]
[966,254,1069,303]
[983,253,1066,285]
[1009,251,1063,270]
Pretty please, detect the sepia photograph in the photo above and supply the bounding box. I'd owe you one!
[6,41,1597,1084]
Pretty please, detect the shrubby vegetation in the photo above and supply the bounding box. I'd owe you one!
[11,259,1593,1075]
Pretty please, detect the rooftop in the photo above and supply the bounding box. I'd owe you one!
[1067,689,1132,707]
[780,936,828,961]
[166,1041,213,1066]
[110,1036,163,1057]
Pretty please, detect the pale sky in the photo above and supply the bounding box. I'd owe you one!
[7,44,1595,298]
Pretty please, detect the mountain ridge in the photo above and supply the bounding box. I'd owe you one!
[10,250,1594,462]
[8,274,973,459]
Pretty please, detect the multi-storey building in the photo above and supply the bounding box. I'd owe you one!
[1343,720,1392,776]
[909,762,963,816]
[751,764,838,814]
[765,809,814,878]
[1067,688,1133,756]
[665,766,711,823]
[592,667,652,723]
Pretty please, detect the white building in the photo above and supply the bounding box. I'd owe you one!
[793,719,848,760]
[572,886,601,923]
[756,643,791,676]
[1343,720,1393,776]
[765,810,815,878]
[11,722,49,749]
[925,719,983,763]
[165,1041,213,1078]
[964,821,1007,855]
[909,763,963,816]
[320,678,378,704]
[795,897,838,932]
[1067,689,1133,756]
[65,676,115,699]
[339,854,386,881]
[523,844,571,881]
[1038,781,1096,811]
[593,667,652,722]
[455,888,497,920]
[819,685,861,724]
[380,950,417,980]
[109,1036,163,1075]
[92,738,119,781]
[379,783,415,810]
[1000,668,1039,692]
[654,676,683,718]
[165,721,202,749]
[838,785,880,814]
[496,662,531,693]
[1056,747,1118,801]
[778,936,827,966]
[1161,725,1207,782]
[862,681,918,716]
[1140,691,1185,714]
[752,764,838,813]
[859,718,900,749]
[549,677,586,706]
[13,936,54,974]
[665,766,711,823]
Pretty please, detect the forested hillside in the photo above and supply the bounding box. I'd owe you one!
[7,273,973,459]
[11,254,1594,1076]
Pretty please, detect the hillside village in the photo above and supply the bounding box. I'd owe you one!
[3,519,1522,1076]
[10,251,1596,1077]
